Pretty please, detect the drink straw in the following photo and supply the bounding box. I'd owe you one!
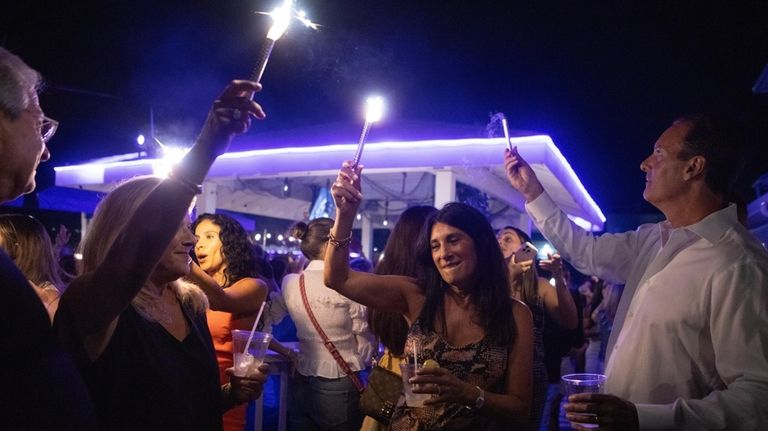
[413,339,418,367]
[243,301,268,354]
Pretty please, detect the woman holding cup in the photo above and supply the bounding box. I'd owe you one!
[189,212,295,431]
[325,161,534,430]
[55,81,269,430]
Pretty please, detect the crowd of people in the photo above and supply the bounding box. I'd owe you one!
[2,45,767,431]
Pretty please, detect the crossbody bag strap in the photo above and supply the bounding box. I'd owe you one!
[299,274,364,393]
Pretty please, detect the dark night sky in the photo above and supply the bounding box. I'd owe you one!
[3,1,767,217]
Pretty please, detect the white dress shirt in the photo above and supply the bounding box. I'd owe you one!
[282,260,374,378]
[527,192,768,430]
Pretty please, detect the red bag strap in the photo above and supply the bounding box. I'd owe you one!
[299,274,364,393]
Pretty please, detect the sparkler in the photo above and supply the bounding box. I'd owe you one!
[500,114,514,152]
[352,96,385,167]
[250,0,318,90]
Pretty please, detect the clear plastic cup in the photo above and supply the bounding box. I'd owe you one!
[232,329,272,377]
[561,373,607,429]
[399,363,431,408]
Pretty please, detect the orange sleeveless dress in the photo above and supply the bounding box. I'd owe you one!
[207,308,256,431]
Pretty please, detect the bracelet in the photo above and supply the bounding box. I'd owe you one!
[167,170,203,195]
[328,231,353,248]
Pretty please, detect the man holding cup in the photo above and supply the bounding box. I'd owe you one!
[504,115,768,430]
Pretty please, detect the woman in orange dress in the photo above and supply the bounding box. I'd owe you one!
[190,213,295,431]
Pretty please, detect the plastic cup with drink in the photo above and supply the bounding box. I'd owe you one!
[232,302,270,377]
[232,329,272,377]
[561,373,607,429]
[400,340,432,408]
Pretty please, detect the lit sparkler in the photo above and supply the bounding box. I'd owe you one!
[250,0,318,88]
[500,114,513,152]
[352,96,385,167]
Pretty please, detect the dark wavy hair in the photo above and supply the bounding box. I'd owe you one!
[370,206,437,356]
[415,203,514,345]
[499,226,540,308]
[192,213,258,287]
[290,218,334,260]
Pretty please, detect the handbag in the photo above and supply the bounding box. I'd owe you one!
[358,354,404,425]
[299,274,403,424]
[299,274,365,392]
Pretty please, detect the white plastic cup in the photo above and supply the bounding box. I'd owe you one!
[561,373,607,429]
[399,363,431,408]
[232,329,272,377]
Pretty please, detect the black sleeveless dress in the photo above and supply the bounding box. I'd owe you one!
[71,303,223,430]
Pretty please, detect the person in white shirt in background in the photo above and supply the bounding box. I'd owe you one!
[504,114,768,430]
[281,217,374,431]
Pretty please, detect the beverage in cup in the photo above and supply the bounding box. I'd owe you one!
[232,329,272,377]
[399,362,431,408]
[561,373,607,429]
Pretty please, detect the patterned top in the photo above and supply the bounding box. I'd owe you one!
[388,319,508,431]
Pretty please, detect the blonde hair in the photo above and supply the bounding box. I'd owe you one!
[0,214,68,292]
[81,176,207,320]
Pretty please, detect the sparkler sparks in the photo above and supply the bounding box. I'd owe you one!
[352,96,385,166]
[249,0,318,87]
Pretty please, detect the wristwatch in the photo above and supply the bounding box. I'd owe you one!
[472,386,485,411]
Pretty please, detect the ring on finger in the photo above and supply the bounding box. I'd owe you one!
[232,109,242,120]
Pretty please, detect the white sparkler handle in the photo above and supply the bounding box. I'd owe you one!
[353,121,373,166]
[249,38,276,98]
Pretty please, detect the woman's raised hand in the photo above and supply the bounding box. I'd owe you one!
[196,80,266,158]
[330,161,364,215]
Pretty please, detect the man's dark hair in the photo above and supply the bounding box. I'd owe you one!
[674,114,746,198]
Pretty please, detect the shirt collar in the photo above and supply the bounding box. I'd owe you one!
[680,204,738,245]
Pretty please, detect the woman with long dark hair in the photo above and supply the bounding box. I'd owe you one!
[326,162,533,430]
[189,212,281,431]
[497,226,577,430]
[361,205,437,431]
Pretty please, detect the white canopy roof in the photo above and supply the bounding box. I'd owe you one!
[54,121,605,231]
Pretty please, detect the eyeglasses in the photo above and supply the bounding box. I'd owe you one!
[41,116,59,143]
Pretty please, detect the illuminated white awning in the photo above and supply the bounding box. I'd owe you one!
[54,126,605,230]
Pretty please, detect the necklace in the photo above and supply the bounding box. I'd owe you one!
[136,286,175,325]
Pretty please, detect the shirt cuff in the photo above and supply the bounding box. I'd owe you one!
[636,403,675,430]
[524,191,559,222]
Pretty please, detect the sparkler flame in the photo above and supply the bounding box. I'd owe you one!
[257,1,319,41]
[265,0,294,41]
[296,10,320,30]
[365,97,385,123]
[352,96,386,166]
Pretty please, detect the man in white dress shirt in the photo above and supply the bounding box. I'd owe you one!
[504,114,768,430]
